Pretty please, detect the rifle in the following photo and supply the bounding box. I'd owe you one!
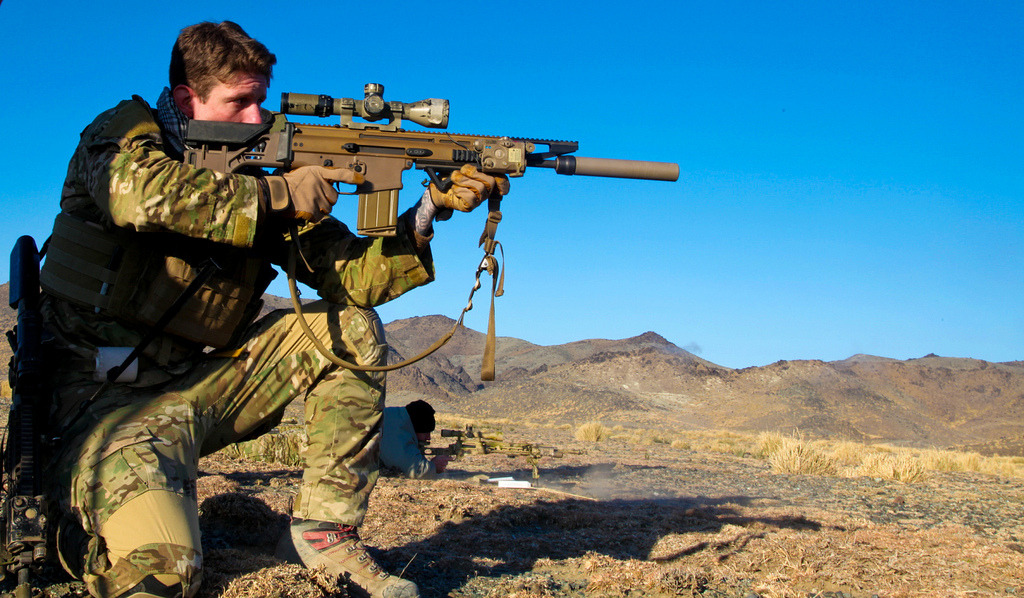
[184,82,680,237]
[1,237,48,598]
[184,83,679,379]
[421,427,583,479]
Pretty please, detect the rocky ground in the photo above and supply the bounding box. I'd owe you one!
[13,421,1023,598]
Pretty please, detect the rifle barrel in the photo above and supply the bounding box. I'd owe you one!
[542,156,679,182]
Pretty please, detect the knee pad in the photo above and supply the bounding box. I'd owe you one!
[120,574,186,598]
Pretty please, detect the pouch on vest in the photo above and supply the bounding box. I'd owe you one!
[41,212,271,348]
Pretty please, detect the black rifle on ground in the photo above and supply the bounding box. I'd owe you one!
[1,236,49,598]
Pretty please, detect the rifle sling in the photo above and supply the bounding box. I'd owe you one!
[478,196,503,381]
[285,223,458,372]
[286,195,505,380]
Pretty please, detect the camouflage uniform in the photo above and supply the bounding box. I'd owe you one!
[41,97,434,598]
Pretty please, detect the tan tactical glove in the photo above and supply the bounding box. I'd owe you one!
[428,164,510,212]
[264,165,365,222]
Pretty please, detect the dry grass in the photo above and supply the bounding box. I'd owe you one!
[437,413,512,430]
[575,421,610,442]
[755,431,785,458]
[197,553,329,598]
[413,418,1024,484]
[767,436,838,476]
[226,421,1024,486]
[823,440,865,467]
[655,428,1024,483]
[607,427,756,456]
[855,451,929,483]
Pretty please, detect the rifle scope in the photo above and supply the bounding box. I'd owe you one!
[281,83,448,129]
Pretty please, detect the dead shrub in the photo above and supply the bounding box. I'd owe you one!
[755,431,785,458]
[828,440,869,467]
[856,451,929,483]
[576,421,609,442]
[919,448,982,473]
[979,457,1022,477]
[769,437,837,476]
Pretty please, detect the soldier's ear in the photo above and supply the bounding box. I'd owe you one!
[172,85,196,118]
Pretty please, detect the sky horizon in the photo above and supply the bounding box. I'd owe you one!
[0,1,1020,369]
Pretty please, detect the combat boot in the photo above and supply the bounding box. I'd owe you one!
[276,518,419,598]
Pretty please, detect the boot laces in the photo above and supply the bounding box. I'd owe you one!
[338,527,389,578]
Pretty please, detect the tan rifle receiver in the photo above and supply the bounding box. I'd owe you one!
[184,83,680,236]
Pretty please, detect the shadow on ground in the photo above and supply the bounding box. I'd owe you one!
[370,494,824,597]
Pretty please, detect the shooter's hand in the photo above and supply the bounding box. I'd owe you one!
[429,164,510,213]
[265,165,365,222]
[432,455,451,474]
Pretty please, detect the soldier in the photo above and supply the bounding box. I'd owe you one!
[380,400,450,478]
[38,21,507,598]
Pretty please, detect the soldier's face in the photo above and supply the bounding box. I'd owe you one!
[174,73,268,124]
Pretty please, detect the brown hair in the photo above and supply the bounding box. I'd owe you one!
[169,21,276,100]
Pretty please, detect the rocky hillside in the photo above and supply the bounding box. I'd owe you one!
[384,315,1024,453]
[3,286,1022,453]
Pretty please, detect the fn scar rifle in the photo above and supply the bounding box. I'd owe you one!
[184,82,680,237]
[184,83,679,379]
[421,427,583,479]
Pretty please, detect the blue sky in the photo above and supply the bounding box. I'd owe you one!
[0,1,1020,368]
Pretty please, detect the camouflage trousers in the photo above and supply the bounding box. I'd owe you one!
[47,301,387,598]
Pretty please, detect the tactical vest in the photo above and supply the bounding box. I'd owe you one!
[40,212,273,348]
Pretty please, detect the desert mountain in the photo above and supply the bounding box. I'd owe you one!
[384,315,1024,452]
[3,285,1022,452]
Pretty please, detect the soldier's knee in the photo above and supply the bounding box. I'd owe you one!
[118,574,191,598]
[96,545,202,598]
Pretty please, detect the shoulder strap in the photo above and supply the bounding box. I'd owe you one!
[97,96,160,140]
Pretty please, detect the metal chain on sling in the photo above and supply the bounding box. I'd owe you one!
[285,196,504,379]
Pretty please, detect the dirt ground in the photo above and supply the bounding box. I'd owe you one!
[11,422,1024,598]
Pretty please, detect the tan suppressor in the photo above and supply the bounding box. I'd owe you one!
[545,156,679,181]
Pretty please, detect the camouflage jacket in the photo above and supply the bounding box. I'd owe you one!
[44,96,435,366]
